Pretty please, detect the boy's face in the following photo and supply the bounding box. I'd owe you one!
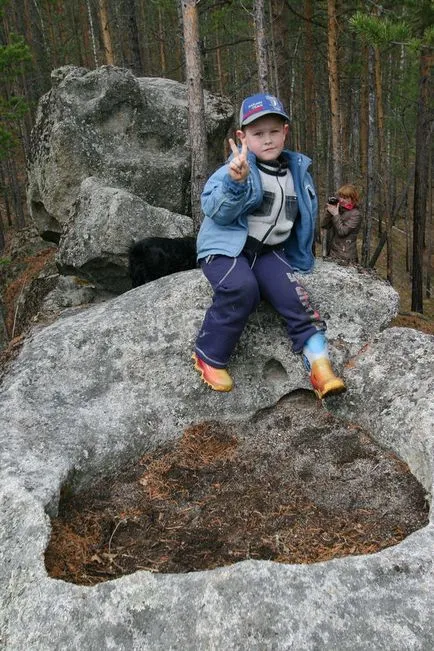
[237,115,288,161]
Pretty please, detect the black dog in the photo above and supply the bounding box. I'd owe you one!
[128,236,197,288]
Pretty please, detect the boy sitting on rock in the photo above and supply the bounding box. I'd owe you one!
[192,93,345,399]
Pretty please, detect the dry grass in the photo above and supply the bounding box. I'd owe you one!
[2,247,55,337]
[138,424,238,500]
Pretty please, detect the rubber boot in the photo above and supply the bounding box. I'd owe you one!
[192,353,233,392]
[303,333,346,399]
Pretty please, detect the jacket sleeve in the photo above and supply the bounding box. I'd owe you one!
[201,165,250,226]
[330,208,361,237]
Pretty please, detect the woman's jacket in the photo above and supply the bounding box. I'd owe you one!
[322,206,361,262]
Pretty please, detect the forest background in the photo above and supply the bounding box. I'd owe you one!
[0,0,432,320]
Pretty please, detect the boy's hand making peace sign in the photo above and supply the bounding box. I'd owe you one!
[228,133,249,182]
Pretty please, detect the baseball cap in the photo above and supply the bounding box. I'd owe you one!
[239,93,289,127]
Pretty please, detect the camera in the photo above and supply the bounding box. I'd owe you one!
[327,196,339,205]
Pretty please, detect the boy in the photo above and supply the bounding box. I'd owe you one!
[192,93,345,399]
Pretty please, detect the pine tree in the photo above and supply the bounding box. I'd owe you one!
[0,22,31,159]
[181,0,208,231]
[0,0,31,244]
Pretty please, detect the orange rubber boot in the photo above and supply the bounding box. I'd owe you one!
[309,358,346,399]
[192,353,233,392]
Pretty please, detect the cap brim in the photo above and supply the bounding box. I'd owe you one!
[241,109,290,127]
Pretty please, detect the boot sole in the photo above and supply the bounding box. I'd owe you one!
[192,354,233,392]
[314,380,347,400]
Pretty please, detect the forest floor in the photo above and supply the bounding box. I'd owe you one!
[0,225,432,585]
[367,216,434,326]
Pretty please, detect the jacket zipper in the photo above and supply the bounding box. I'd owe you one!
[260,164,285,246]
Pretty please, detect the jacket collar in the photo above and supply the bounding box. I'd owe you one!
[246,148,312,173]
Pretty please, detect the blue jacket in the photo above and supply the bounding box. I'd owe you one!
[197,149,318,272]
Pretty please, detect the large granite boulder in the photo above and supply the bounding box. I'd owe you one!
[0,262,399,504]
[27,65,233,241]
[2,263,433,648]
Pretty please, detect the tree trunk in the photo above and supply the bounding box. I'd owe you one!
[359,44,368,179]
[86,0,99,68]
[327,0,341,190]
[124,0,143,75]
[268,0,278,95]
[343,33,359,180]
[181,0,208,232]
[374,45,393,284]
[138,0,155,75]
[362,46,376,267]
[270,0,290,114]
[0,210,5,252]
[411,48,433,313]
[79,1,92,68]
[426,148,432,298]
[215,34,224,95]
[45,0,59,68]
[289,33,301,148]
[254,0,269,92]
[158,5,167,75]
[405,195,411,274]
[65,1,86,69]
[98,0,114,65]
[304,0,315,160]
[32,0,51,67]
[0,162,12,227]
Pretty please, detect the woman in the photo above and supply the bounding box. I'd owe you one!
[322,184,361,263]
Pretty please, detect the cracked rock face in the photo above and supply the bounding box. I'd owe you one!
[55,177,194,293]
[1,263,433,649]
[27,66,233,240]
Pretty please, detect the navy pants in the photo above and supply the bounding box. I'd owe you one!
[195,250,326,368]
